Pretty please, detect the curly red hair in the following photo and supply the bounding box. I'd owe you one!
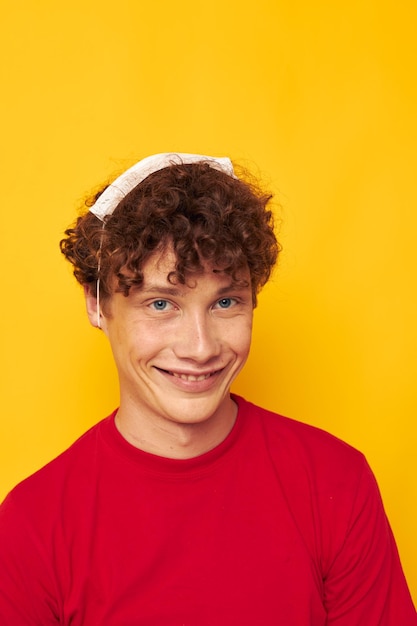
[60,161,280,307]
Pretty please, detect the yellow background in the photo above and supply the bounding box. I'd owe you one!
[1,0,416,601]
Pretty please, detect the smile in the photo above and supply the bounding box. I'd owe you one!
[171,371,212,382]
[155,367,218,382]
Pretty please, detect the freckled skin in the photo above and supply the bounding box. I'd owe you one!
[85,247,253,459]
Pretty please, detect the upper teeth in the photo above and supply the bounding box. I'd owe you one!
[172,372,211,382]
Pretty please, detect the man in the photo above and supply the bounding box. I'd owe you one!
[0,153,415,624]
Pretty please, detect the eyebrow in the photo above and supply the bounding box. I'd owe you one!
[140,281,249,297]
[140,285,184,297]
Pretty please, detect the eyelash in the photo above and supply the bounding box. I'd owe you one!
[215,298,236,309]
[150,300,172,311]
[149,297,237,312]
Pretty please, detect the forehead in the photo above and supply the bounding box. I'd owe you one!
[141,246,250,290]
[147,246,179,276]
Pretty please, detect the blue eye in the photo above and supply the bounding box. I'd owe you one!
[217,298,234,309]
[151,300,169,311]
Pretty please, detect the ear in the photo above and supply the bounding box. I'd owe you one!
[84,284,102,329]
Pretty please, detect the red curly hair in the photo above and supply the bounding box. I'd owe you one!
[60,161,280,307]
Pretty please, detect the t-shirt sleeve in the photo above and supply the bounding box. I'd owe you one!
[0,492,60,625]
[323,457,417,625]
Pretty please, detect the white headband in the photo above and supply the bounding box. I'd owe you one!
[89,152,235,221]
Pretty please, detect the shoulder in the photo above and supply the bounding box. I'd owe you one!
[233,396,390,577]
[233,393,375,520]
[234,394,366,473]
[1,414,114,515]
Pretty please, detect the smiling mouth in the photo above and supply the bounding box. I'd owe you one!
[172,371,212,382]
[156,368,216,382]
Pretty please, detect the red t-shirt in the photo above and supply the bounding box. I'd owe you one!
[0,396,415,624]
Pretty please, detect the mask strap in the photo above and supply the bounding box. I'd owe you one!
[96,222,105,329]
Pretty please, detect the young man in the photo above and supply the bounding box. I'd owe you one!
[0,153,415,624]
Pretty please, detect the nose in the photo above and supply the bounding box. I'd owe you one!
[172,311,221,363]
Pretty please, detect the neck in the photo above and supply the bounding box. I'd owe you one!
[114,396,238,459]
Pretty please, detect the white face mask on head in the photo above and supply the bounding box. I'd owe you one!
[89,152,235,221]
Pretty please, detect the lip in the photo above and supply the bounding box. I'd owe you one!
[171,370,213,382]
[154,366,224,391]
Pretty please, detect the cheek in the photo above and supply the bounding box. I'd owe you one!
[230,320,253,356]
[106,322,138,365]
[127,326,169,363]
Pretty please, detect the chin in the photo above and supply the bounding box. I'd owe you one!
[162,393,231,425]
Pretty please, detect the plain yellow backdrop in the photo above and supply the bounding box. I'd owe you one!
[0,0,416,602]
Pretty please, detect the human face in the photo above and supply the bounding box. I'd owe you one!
[90,248,253,434]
